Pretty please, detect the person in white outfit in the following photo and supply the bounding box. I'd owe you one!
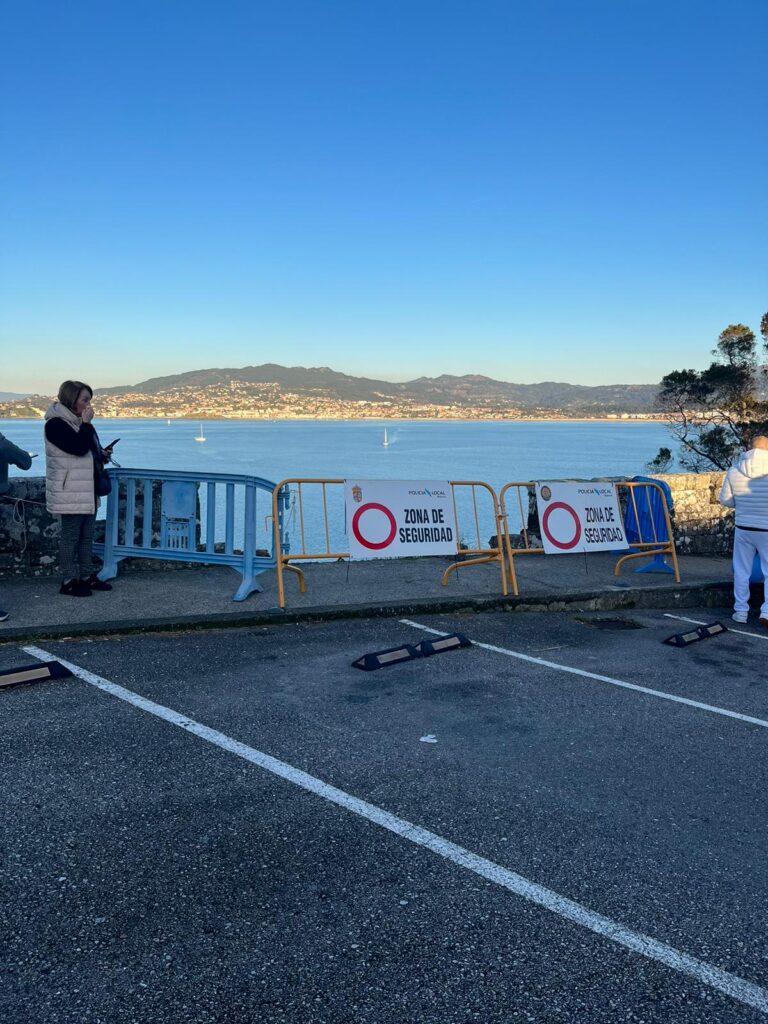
[719,435,768,626]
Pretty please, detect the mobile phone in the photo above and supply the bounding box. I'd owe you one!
[105,438,120,448]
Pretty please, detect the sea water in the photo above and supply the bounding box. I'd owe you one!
[2,418,673,553]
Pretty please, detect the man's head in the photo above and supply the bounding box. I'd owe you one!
[750,435,768,451]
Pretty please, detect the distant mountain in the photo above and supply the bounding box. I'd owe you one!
[0,391,31,401]
[98,364,659,412]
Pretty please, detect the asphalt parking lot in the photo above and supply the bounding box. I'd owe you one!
[2,607,768,1024]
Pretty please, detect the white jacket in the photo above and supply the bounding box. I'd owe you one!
[44,402,96,515]
[719,449,768,528]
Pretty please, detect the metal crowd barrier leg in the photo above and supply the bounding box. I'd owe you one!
[284,563,306,590]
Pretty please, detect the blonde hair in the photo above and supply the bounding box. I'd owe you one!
[57,380,93,413]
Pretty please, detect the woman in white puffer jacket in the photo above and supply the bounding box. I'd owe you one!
[44,380,115,597]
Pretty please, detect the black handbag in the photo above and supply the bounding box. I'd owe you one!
[94,460,112,497]
[92,435,112,497]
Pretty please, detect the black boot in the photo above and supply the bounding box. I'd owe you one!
[83,574,112,592]
[60,578,92,597]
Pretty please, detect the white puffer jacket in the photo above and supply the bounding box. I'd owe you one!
[44,403,96,515]
[719,449,768,528]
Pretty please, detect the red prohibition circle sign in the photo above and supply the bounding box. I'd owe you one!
[351,502,398,550]
[541,501,581,550]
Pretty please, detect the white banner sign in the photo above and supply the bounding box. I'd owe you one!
[345,479,457,560]
[535,482,629,554]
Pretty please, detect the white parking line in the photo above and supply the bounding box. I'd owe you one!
[664,613,768,642]
[22,644,768,1016]
[400,619,768,731]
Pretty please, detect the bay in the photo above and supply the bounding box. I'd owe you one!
[1,418,673,552]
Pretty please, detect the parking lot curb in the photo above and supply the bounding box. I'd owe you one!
[0,579,738,644]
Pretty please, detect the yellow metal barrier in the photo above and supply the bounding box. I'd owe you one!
[271,478,508,610]
[271,478,346,611]
[498,482,544,596]
[498,479,681,596]
[441,481,507,596]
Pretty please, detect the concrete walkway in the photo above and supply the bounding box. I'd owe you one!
[0,551,740,642]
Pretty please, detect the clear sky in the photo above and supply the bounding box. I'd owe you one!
[1,0,766,393]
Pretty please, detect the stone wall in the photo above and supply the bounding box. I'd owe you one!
[653,471,732,556]
[0,477,61,576]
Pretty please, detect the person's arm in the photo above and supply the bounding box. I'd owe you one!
[92,429,113,462]
[718,472,736,509]
[44,419,96,457]
[0,432,33,471]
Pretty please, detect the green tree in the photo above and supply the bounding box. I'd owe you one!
[651,317,768,472]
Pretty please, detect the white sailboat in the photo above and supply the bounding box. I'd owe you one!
[194,422,206,442]
[166,418,171,425]
[383,428,389,448]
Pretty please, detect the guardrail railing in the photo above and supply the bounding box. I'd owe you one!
[95,468,282,601]
[271,478,508,609]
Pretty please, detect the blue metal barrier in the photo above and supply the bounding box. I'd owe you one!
[623,475,675,574]
[94,468,285,601]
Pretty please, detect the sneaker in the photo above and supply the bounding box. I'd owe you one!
[0,609,9,622]
[59,578,92,597]
[83,574,112,592]
[732,612,749,623]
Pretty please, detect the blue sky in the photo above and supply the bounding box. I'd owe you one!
[1,0,766,393]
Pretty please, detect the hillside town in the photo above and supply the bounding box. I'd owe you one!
[0,379,664,421]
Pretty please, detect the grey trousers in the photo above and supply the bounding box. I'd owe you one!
[59,514,96,582]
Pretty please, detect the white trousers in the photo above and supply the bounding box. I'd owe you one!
[732,528,768,617]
